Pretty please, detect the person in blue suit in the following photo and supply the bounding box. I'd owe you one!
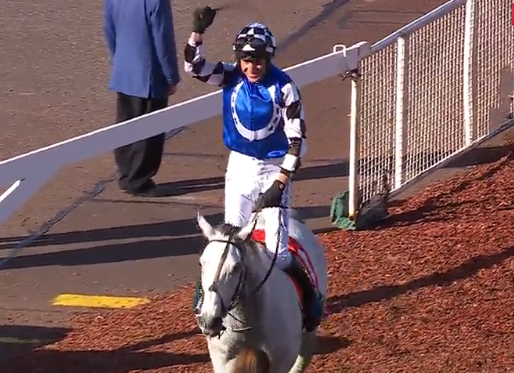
[103,0,181,197]
[185,7,323,332]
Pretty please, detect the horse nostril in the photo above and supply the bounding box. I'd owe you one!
[212,317,223,328]
[198,316,224,335]
[208,316,223,329]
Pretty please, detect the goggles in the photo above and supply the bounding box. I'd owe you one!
[233,37,271,61]
[235,50,268,62]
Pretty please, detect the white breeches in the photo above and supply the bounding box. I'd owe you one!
[224,151,292,269]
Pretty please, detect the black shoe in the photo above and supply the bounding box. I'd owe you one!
[124,181,177,197]
[283,256,323,332]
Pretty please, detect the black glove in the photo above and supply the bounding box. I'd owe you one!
[256,180,286,211]
[192,6,217,34]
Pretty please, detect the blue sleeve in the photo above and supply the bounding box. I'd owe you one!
[149,0,181,86]
[103,0,116,58]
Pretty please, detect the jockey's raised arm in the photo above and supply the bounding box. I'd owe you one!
[184,31,237,87]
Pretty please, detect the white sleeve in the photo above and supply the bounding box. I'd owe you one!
[279,81,307,174]
[184,36,237,86]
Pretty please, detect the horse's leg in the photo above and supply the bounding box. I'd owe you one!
[211,353,230,373]
[288,329,317,373]
[206,340,232,373]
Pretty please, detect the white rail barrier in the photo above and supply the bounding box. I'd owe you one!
[0,42,371,229]
[346,0,514,224]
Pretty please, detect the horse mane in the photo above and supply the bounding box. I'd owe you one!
[216,223,243,237]
[214,223,263,263]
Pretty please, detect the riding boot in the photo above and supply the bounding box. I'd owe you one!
[283,255,324,332]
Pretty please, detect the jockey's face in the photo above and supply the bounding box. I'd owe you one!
[240,57,267,83]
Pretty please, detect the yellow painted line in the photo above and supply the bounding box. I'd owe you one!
[0,337,45,344]
[52,293,150,309]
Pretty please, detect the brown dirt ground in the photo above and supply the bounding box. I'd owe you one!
[3,132,514,373]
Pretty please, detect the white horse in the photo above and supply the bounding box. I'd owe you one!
[195,209,328,373]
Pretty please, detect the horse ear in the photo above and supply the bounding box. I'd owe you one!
[197,213,214,239]
[237,219,255,241]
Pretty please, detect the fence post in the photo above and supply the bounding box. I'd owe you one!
[348,73,362,220]
[463,0,476,145]
[329,42,371,230]
[394,36,409,189]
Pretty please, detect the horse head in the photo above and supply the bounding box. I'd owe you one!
[196,213,261,337]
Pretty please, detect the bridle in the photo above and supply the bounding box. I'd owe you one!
[196,209,281,336]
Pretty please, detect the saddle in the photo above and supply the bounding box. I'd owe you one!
[251,229,319,309]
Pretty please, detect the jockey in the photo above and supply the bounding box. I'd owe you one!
[185,7,323,332]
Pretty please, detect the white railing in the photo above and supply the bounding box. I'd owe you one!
[0,41,370,228]
[347,0,514,220]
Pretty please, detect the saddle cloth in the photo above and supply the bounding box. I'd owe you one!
[251,229,319,307]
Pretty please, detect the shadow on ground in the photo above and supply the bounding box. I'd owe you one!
[383,146,514,228]
[131,145,508,197]
[276,0,351,56]
[0,325,70,363]
[0,205,332,270]
[1,329,208,373]
[0,327,349,372]
[326,244,514,314]
[147,161,349,195]
[445,144,513,168]
[315,334,351,354]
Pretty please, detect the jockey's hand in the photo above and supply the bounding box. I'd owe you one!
[257,180,286,210]
[192,6,217,34]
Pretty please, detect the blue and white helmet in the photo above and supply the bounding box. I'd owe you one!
[232,22,277,59]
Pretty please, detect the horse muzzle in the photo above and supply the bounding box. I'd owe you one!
[198,315,225,337]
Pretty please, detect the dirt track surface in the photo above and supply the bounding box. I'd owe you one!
[2,130,514,372]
